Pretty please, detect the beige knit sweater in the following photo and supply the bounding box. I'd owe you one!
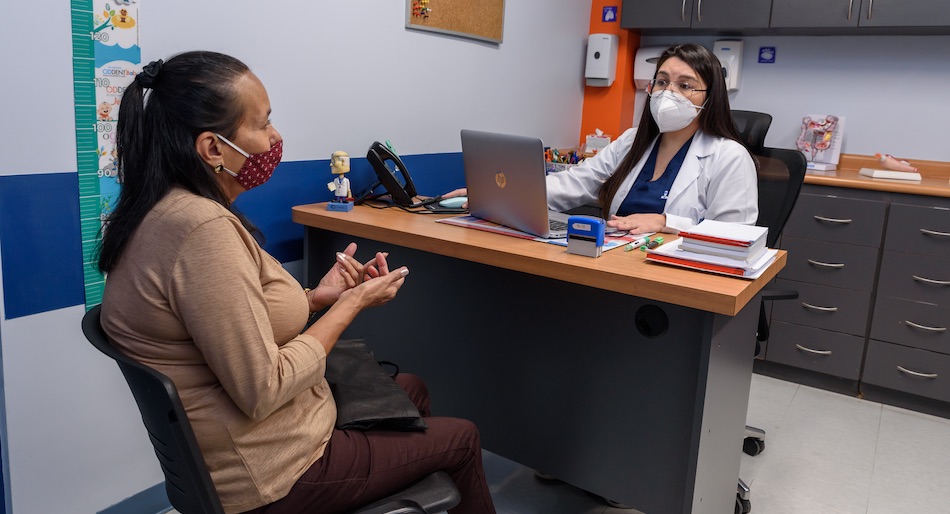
[101,188,336,513]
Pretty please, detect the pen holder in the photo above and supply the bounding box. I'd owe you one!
[566,215,605,258]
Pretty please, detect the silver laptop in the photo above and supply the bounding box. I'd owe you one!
[460,129,569,239]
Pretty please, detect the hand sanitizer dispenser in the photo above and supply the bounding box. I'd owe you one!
[585,34,619,87]
[713,40,743,92]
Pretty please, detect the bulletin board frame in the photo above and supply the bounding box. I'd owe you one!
[405,0,505,44]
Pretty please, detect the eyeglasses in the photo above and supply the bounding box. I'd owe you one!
[648,78,707,97]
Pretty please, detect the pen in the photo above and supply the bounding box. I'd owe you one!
[623,235,651,252]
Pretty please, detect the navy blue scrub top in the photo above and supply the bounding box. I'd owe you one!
[617,135,694,217]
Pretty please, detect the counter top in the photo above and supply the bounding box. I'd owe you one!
[804,154,950,197]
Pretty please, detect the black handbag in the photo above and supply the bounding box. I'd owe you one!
[325,339,427,431]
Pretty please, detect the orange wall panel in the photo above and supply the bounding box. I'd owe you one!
[579,1,640,147]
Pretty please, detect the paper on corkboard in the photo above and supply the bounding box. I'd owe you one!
[406,0,504,44]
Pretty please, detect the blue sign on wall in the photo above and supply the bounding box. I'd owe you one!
[603,6,618,22]
[758,47,776,64]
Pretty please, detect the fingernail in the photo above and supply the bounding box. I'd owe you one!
[336,253,346,263]
[400,268,409,276]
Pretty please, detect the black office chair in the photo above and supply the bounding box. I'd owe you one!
[733,146,806,514]
[732,110,773,156]
[81,305,461,514]
[730,110,776,445]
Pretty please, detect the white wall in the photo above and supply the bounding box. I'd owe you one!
[143,1,592,160]
[641,35,950,162]
[0,1,592,512]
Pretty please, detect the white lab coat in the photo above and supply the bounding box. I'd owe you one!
[546,128,758,233]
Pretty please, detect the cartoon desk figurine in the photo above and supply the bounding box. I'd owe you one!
[327,150,354,212]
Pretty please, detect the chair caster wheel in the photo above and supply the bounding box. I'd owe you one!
[736,495,752,514]
[743,436,765,456]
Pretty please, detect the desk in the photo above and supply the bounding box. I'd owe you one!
[293,203,786,514]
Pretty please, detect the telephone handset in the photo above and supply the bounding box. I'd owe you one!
[365,141,418,206]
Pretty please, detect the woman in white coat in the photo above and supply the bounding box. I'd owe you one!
[444,44,757,235]
[548,43,757,234]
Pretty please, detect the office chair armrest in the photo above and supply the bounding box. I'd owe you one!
[351,471,460,514]
[762,287,798,302]
[352,499,427,514]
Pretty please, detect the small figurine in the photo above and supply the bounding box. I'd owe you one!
[327,150,354,212]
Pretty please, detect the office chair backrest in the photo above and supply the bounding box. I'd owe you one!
[82,305,227,514]
[754,147,807,248]
[732,110,773,156]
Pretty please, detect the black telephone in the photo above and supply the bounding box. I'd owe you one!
[364,141,418,206]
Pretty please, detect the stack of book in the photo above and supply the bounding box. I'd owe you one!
[646,220,777,279]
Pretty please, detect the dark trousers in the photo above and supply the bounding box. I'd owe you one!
[243,374,496,514]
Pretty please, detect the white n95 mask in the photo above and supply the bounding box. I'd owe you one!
[650,91,704,133]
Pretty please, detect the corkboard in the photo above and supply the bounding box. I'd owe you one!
[406,0,504,44]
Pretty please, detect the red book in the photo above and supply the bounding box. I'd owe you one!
[678,219,768,248]
[677,232,754,247]
[646,252,746,276]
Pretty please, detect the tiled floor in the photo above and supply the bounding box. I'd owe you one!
[479,374,950,514]
[169,374,950,513]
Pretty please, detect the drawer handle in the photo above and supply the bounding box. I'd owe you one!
[897,365,938,379]
[814,215,852,224]
[795,344,832,356]
[905,320,948,333]
[807,259,845,268]
[912,275,950,286]
[801,302,838,312]
[920,228,950,238]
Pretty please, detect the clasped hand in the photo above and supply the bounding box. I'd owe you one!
[307,242,408,311]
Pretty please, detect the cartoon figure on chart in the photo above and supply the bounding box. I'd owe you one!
[796,115,839,162]
[327,151,352,202]
[97,101,113,121]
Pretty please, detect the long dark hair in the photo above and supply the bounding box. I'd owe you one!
[98,51,259,273]
[598,43,746,213]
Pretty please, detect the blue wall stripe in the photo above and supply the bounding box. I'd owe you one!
[0,173,85,320]
[0,153,464,318]
[236,152,464,263]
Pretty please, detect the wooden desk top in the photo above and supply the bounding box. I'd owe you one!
[293,203,786,316]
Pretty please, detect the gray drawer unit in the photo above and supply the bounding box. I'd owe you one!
[863,340,950,403]
[771,279,872,336]
[767,322,864,380]
[884,203,950,258]
[870,296,950,355]
[778,236,879,292]
[783,193,887,247]
[877,251,950,305]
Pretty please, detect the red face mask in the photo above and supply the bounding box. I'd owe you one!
[215,133,283,190]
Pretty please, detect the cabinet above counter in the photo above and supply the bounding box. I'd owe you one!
[621,0,950,36]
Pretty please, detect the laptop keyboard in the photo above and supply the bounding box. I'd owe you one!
[550,219,568,232]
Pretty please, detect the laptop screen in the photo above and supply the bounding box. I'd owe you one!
[461,129,563,238]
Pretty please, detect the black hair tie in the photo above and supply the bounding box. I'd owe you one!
[139,59,164,88]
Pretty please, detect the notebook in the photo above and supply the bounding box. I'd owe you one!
[460,129,569,239]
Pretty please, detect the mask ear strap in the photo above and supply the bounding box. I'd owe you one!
[215,133,250,158]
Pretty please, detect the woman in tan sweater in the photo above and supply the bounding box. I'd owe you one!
[97,51,495,514]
